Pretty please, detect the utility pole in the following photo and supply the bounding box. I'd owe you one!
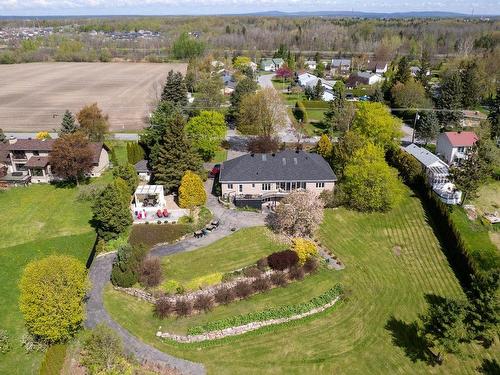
[411,111,419,144]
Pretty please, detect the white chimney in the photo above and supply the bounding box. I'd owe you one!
[8,136,17,145]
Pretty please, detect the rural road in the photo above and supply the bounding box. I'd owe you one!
[86,181,265,375]
[4,132,140,141]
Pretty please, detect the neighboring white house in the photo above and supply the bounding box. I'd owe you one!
[410,66,430,77]
[305,60,317,70]
[367,60,388,74]
[346,71,383,88]
[403,143,462,204]
[134,159,151,182]
[260,58,285,72]
[219,150,337,209]
[436,131,478,166]
[331,58,351,75]
[0,137,109,185]
[297,73,336,101]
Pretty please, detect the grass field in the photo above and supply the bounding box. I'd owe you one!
[0,62,187,132]
[104,188,499,374]
[0,185,95,375]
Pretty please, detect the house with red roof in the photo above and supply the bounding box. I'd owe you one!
[436,131,478,166]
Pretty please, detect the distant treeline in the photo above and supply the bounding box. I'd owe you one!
[0,16,499,63]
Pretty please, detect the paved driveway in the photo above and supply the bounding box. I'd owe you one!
[86,179,265,375]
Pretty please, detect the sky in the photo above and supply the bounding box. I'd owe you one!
[0,0,499,16]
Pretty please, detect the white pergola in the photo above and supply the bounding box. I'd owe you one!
[133,185,166,209]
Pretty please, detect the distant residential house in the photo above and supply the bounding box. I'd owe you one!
[403,143,462,205]
[410,66,430,77]
[297,73,335,101]
[260,58,285,72]
[436,131,478,166]
[346,71,383,88]
[0,137,109,185]
[222,71,237,95]
[305,60,317,70]
[219,150,337,209]
[367,60,388,74]
[331,58,351,75]
[134,159,151,182]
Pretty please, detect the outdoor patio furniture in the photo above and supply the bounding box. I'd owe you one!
[202,229,209,236]
[157,209,163,218]
[162,209,169,217]
[211,220,219,227]
[194,230,203,238]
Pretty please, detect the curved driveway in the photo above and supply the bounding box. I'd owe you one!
[86,182,265,375]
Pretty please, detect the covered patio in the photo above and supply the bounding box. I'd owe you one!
[132,185,188,223]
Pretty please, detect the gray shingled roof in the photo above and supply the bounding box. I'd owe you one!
[404,144,448,168]
[134,159,149,173]
[219,150,337,183]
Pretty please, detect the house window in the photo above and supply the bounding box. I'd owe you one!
[227,184,233,189]
[316,182,325,188]
[239,185,243,193]
[15,163,26,171]
[262,183,271,191]
[31,168,44,177]
[33,151,39,156]
[252,184,255,188]
[457,147,465,152]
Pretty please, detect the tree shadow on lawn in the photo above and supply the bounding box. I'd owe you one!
[385,315,429,364]
[477,358,500,375]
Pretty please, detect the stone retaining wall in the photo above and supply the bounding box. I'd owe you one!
[156,297,340,343]
[114,269,282,305]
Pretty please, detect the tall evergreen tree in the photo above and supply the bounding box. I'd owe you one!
[0,128,5,143]
[487,86,499,140]
[417,49,431,90]
[324,81,355,133]
[92,183,132,240]
[228,77,258,119]
[59,110,78,135]
[151,112,202,192]
[394,56,411,85]
[437,71,464,127]
[415,111,440,144]
[460,61,482,109]
[140,100,176,156]
[161,70,187,106]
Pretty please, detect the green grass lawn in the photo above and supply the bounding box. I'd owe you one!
[103,188,499,374]
[105,140,129,166]
[210,148,228,163]
[472,180,500,214]
[271,78,289,90]
[0,184,95,375]
[161,227,285,288]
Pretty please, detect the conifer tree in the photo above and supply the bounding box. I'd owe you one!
[59,110,78,135]
[178,171,207,208]
[0,128,5,143]
[92,183,132,240]
[151,112,202,192]
[161,70,187,106]
[437,71,464,127]
[488,86,500,140]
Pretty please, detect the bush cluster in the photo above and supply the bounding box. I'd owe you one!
[187,284,344,335]
[267,250,299,271]
[110,243,147,287]
[0,330,11,354]
[138,256,163,288]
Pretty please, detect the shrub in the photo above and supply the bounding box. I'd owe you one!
[128,224,191,249]
[175,299,193,317]
[303,257,319,274]
[291,238,318,265]
[243,266,262,278]
[20,332,47,353]
[80,324,125,375]
[235,281,253,299]
[270,271,288,287]
[193,294,215,312]
[39,344,67,375]
[214,286,236,305]
[252,276,271,292]
[178,171,207,208]
[267,250,299,271]
[138,256,163,288]
[0,330,11,354]
[256,257,268,271]
[110,243,147,287]
[187,284,344,335]
[154,297,175,319]
[19,256,89,343]
[289,266,305,281]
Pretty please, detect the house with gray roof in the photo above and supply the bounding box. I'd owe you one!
[219,150,336,209]
[260,58,285,72]
[331,58,351,75]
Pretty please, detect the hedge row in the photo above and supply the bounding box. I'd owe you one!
[301,100,330,109]
[187,284,343,335]
[388,150,500,282]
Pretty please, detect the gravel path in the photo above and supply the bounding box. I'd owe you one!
[85,180,266,375]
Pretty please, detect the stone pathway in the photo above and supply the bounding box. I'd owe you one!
[85,180,266,375]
